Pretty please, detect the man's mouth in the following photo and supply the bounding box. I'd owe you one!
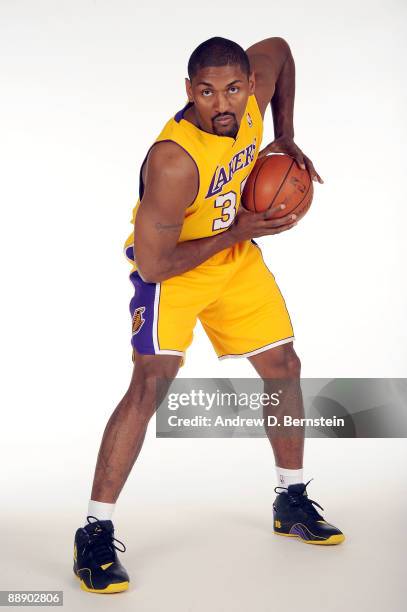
[214,115,234,126]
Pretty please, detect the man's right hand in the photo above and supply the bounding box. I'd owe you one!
[228,203,298,242]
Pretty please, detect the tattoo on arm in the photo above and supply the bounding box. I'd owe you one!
[155,221,183,233]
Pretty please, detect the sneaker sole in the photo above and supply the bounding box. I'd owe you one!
[274,531,345,545]
[74,571,129,593]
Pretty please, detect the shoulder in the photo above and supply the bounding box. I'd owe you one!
[147,140,197,177]
[264,37,291,55]
[142,140,199,193]
[142,140,199,206]
[246,37,291,70]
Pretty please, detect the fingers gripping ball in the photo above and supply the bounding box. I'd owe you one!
[242,154,314,221]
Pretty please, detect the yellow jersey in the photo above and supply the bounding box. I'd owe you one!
[123,94,263,273]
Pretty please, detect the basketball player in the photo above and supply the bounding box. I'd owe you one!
[73,36,344,594]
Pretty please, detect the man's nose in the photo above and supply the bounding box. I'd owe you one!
[213,92,230,114]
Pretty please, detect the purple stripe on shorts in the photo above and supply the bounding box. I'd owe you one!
[129,271,158,354]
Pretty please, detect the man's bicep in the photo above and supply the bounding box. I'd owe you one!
[138,169,186,235]
[246,37,292,116]
[133,142,198,277]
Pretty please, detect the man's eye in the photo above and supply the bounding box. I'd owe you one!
[202,90,212,96]
[229,86,239,93]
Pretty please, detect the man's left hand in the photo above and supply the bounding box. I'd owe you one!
[258,136,324,184]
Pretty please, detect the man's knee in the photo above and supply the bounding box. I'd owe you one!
[127,373,159,408]
[250,343,301,378]
[126,352,181,418]
[285,351,301,378]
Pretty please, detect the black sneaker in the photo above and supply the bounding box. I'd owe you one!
[73,516,130,593]
[273,480,345,545]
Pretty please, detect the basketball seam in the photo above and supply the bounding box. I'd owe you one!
[268,158,295,209]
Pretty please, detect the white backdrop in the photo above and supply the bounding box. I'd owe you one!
[1,1,406,609]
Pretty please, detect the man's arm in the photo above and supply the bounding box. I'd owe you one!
[246,37,323,182]
[134,142,297,283]
[246,36,293,135]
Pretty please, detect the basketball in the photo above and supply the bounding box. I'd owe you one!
[242,154,314,220]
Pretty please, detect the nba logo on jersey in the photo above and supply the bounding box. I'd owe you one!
[246,113,253,127]
[132,306,146,335]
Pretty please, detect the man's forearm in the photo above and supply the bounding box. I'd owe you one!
[139,228,238,283]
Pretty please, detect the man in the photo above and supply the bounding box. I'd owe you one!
[73,36,344,595]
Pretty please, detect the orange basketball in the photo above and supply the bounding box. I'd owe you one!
[242,154,313,220]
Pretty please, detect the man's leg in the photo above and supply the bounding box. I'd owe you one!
[90,350,182,503]
[73,350,182,593]
[248,341,303,473]
[248,342,344,544]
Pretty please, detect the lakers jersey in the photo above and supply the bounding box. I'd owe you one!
[123,94,263,273]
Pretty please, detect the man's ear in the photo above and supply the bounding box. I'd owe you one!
[185,78,194,102]
[248,71,256,95]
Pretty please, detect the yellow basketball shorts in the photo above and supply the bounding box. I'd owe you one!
[129,239,294,364]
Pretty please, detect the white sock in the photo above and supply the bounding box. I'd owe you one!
[87,499,116,523]
[275,466,303,489]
